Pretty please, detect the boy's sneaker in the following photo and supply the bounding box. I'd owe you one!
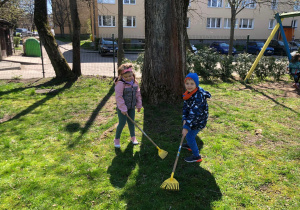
[114,139,120,148]
[182,143,192,151]
[184,155,202,163]
[131,136,139,145]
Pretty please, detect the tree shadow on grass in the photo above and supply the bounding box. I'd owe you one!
[107,144,138,188]
[66,83,115,148]
[120,103,222,209]
[1,78,76,124]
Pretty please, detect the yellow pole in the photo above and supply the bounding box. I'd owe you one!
[244,22,281,82]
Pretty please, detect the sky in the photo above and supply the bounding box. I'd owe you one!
[47,1,52,14]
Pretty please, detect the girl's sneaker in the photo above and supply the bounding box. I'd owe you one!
[131,136,139,145]
[184,155,202,163]
[114,139,120,148]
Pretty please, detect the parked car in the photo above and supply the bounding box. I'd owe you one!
[268,40,291,56]
[289,41,300,52]
[210,41,237,55]
[33,31,39,36]
[191,45,198,54]
[98,38,118,56]
[15,28,28,37]
[245,41,274,56]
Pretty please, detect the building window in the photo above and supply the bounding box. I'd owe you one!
[123,16,136,27]
[294,0,300,10]
[292,19,298,28]
[271,0,278,10]
[207,18,221,28]
[208,0,222,8]
[98,0,115,4]
[239,18,254,29]
[186,17,190,28]
[242,0,256,9]
[123,0,135,4]
[99,15,115,27]
[269,19,276,29]
[224,18,238,29]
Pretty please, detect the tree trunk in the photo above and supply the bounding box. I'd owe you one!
[34,0,74,79]
[228,7,236,55]
[117,0,124,67]
[142,0,187,104]
[69,0,81,77]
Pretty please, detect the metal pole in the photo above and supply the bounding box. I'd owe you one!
[112,34,115,78]
[40,39,45,78]
[246,34,249,53]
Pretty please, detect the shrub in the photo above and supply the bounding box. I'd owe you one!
[13,37,21,47]
[255,56,270,80]
[271,57,289,81]
[234,53,255,81]
[193,47,219,80]
[218,55,234,81]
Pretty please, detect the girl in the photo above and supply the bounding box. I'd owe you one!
[114,63,142,148]
[289,53,300,90]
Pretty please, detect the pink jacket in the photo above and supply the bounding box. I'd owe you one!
[115,80,142,112]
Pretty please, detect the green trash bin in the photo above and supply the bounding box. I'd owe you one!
[25,37,41,57]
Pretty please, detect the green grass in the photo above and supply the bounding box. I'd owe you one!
[0,77,299,209]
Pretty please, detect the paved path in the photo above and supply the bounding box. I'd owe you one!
[0,40,141,80]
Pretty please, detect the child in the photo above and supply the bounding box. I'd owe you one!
[182,72,211,163]
[288,53,300,90]
[114,63,142,148]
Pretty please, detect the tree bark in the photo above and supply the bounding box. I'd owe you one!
[117,0,124,67]
[228,7,236,55]
[142,0,188,104]
[69,0,81,77]
[34,0,74,78]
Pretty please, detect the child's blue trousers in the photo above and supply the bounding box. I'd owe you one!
[115,108,135,139]
[186,129,200,157]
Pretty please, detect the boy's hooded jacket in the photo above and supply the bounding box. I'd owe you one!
[115,78,142,112]
[183,73,211,131]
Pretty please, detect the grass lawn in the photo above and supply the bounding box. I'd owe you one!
[0,76,299,209]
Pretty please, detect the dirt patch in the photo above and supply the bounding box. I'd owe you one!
[0,115,13,123]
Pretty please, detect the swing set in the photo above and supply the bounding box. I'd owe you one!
[244,11,300,82]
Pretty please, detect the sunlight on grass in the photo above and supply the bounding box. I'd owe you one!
[0,77,299,209]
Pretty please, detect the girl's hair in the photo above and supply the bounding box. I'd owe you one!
[115,63,136,82]
[291,53,300,63]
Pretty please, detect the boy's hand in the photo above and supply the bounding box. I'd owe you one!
[121,111,127,115]
[182,128,188,137]
[137,108,141,112]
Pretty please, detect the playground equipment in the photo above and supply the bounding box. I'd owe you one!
[244,12,300,82]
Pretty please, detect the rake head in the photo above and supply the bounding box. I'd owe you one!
[160,177,179,191]
[158,148,168,159]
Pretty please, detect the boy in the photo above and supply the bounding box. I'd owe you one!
[182,73,211,163]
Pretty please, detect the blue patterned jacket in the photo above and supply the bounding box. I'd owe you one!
[182,87,211,131]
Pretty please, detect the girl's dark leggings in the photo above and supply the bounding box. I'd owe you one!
[115,108,135,139]
[292,73,300,83]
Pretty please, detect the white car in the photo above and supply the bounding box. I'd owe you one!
[191,45,198,54]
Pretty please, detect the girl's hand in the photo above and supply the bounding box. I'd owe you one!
[121,111,127,115]
[183,120,186,126]
[182,128,188,137]
[137,108,141,112]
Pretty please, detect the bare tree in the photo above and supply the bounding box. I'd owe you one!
[226,0,296,55]
[117,0,124,67]
[142,0,189,104]
[52,0,69,37]
[34,0,74,78]
[69,0,81,77]
[20,0,35,31]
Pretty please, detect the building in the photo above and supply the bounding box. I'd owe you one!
[55,0,300,44]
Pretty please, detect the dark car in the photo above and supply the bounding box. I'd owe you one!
[245,41,274,56]
[210,42,237,55]
[289,41,300,52]
[98,38,118,56]
[268,40,291,56]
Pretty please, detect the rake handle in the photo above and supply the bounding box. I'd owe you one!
[125,113,158,148]
[172,135,185,173]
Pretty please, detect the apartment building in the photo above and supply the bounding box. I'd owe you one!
[55,0,300,43]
